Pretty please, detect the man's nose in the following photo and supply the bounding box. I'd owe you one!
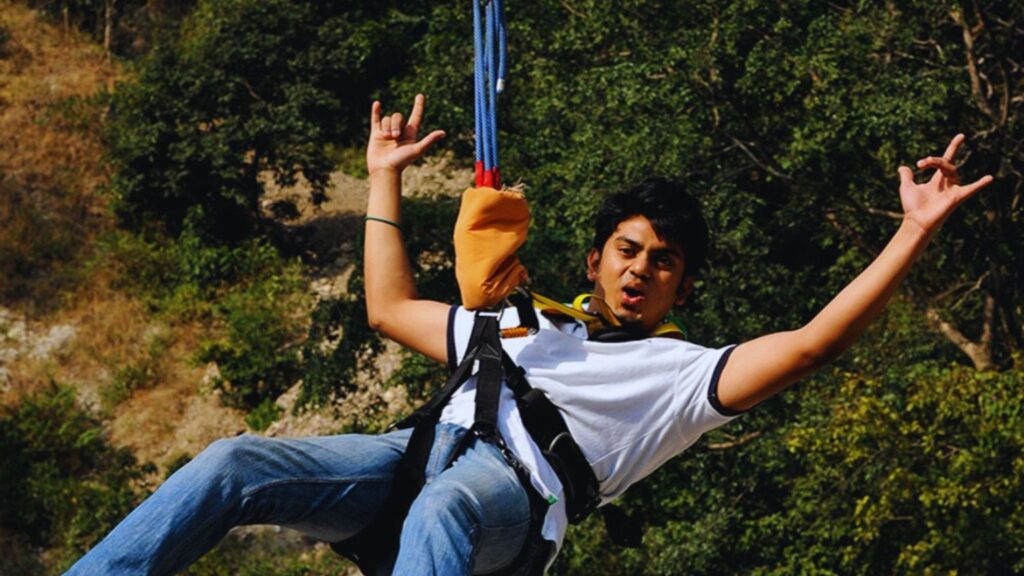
[629,256,651,280]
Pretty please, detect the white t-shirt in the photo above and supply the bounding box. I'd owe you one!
[439,304,740,555]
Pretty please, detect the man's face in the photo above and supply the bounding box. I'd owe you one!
[587,215,693,333]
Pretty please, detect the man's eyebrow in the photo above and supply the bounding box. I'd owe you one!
[614,236,683,260]
[650,247,683,263]
[614,236,642,249]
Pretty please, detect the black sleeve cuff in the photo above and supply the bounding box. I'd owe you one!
[707,345,745,417]
[446,304,459,373]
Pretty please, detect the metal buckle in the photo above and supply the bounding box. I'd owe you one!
[475,307,504,322]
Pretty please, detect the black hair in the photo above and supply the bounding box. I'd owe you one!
[592,177,709,276]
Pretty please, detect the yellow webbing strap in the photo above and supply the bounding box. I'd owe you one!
[649,321,685,338]
[525,291,683,339]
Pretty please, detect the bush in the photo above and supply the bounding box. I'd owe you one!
[99,326,173,411]
[0,382,150,568]
[776,360,1024,574]
[297,293,379,410]
[244,398,283,431]
[95,213,307,411]
[194,253,306,410]
[94,210,291,315]
[184,530,352,576]
[164,452,193,479]
[105,0,436,241]
[38,93,110,133]
[386,350,447,406]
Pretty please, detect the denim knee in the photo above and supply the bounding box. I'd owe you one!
[408,479,480,529]
[188,435,267,487]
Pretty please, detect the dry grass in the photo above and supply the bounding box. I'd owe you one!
[106,338,248,473]
[10,274,248,474]
[0,3,245,472]
[1,1,121,397]
[0,2,461,476]
[0,2,120,311]
[0,2,118,196]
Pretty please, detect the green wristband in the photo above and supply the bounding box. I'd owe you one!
[363,215,403,232]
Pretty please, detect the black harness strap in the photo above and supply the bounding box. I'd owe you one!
[332,316,493,572]
[472,315,504,437]
[334,313,552,575]
[503,357,599,522]
[336,301,644,573]
[504,354,641,546]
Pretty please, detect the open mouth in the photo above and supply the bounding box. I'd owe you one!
[622,286,646,307]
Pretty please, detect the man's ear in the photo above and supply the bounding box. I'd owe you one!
[674,276,695,306]
[586,248,600,282]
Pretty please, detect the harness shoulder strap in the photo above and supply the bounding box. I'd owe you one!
[334,311,552,574]
[472,314,504,437]
[506,293,646,547]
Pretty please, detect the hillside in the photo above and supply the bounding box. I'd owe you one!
[0,0,248,465]
[1,3,472,572]
[3,1,1022,574]
[0,0,470,458]
[1,3,116,396]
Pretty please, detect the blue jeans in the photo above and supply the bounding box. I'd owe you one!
[66,424,532,576]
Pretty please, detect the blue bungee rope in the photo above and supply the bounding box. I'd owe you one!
[474,0,507,189]
[473,0,484,179]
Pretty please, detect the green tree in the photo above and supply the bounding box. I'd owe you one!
[392,1,1022,573]
[105,0,440,241]
[0,383,150,571]
[401,0,1021,365]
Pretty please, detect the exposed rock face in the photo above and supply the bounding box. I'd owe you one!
[1,306,77,365]
[0,307,28,365]
[30,324,78,359]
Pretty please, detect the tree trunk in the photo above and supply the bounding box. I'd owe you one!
[926,294,996,371]
[104,0,116,59]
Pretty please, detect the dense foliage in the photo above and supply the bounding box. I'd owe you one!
[10,0,1021,573]
[403,0,1022,368]
[104,0,441,240]
[0,383,150,572]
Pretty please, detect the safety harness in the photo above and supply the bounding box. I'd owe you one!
[334,289,684,574]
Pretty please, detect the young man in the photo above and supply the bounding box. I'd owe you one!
[67,94,991,575]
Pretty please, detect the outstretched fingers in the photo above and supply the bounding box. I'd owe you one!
[942,133,965,160]
[368,95,444,172]
[407,94,426,134]
[955,174,994,202]
[413,129,446,156]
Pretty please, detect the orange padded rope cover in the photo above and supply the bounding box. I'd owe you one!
[454,187,530,310]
